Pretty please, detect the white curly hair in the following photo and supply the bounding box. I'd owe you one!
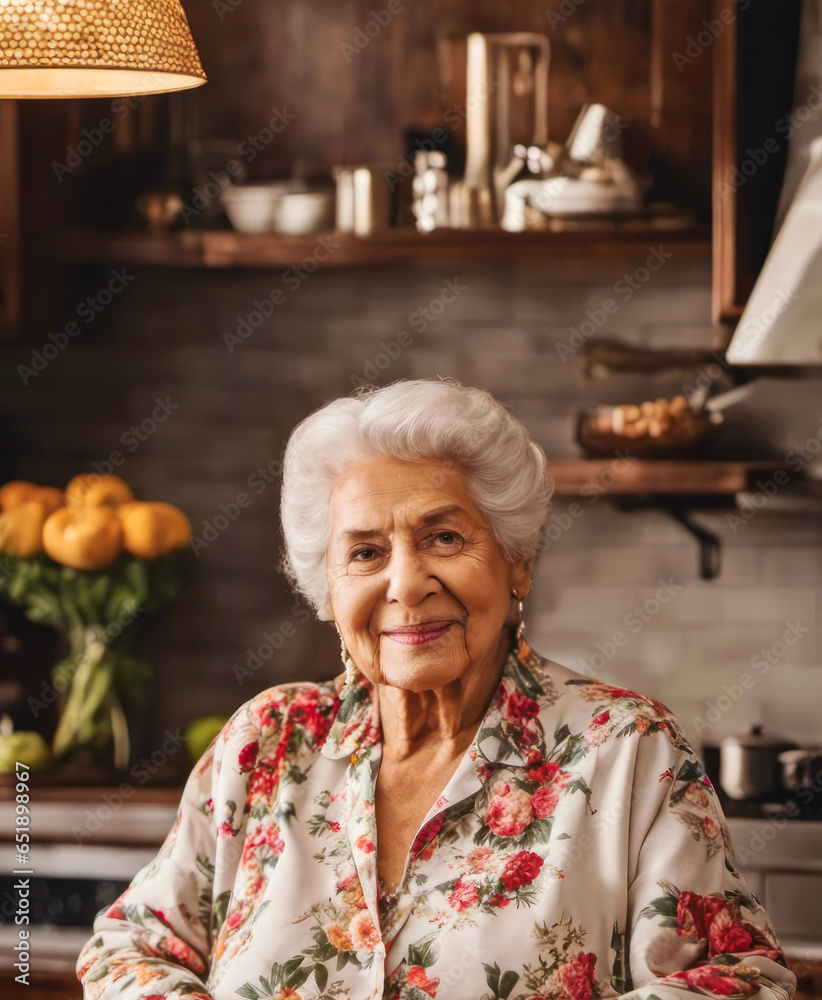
[279,378,553,619]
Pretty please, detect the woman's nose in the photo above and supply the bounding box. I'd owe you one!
[385,545,438,606]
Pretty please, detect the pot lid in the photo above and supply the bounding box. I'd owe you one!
[721,724,797,749]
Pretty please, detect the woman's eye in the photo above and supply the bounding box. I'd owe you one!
[352,548,377,562]
[428,531,464,550]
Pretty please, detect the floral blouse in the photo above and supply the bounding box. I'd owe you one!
[76,640,797,1000]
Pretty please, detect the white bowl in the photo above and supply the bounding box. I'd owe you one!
[219,183,334,235]
[274,190,335,235]
[219,183,293,234]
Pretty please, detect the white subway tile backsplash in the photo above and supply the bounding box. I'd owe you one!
[759,546,822,585]
[721,587,817,623]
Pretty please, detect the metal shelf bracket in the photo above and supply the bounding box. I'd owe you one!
[656,506,721,580]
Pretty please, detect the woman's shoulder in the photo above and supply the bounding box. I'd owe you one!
[192,677,342,781]
[525,646,693,754]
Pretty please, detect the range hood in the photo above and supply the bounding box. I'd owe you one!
[726,135,822,366]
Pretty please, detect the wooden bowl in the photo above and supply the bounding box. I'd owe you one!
[575,404,724,459]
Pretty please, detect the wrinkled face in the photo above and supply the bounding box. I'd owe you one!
[326,455,530,692]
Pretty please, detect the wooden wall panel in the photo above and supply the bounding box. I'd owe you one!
[0,101,19,338]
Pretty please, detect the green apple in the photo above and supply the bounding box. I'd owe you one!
[0,725,52,773]
[184,715,230,762]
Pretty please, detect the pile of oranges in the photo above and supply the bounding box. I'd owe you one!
[0,475,191,569]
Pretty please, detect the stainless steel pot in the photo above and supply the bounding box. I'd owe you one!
[777,747,822,794]
[719,725,798,800]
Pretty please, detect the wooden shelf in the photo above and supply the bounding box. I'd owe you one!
[549,460,795,496]
[55,217,710,270]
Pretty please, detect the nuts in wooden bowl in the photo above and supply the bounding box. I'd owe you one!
[576,395,723,459]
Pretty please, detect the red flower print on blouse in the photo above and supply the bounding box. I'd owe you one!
[500,850,544,891]
[486,892,512,908]
[465,846,495,873]
[528,760,561,783]
[238,740,259,773]
[702,815,720,839]
[104,891,127,920]
[407,964,440,997]
[527,760,571,789]
[410,815,443,862]
[348,910,381,951]
[531,784,561,819]
[557,951,597,1000]
[158,934,206,974]
[290,689,334,743]
[709,906,753,954]
[448,878,480,911]
[486,781,533,837]
[355,834,376,853]
[506,690,540,722]
[248,762,280,803]
[675,891,781,961]
[580,681,669,717]
[666,964,760,997]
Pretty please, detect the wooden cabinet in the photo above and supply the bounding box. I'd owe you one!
[712,0,802,324]
[0,101,19,338]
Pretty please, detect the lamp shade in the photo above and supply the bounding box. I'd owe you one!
[726,135,822,366]
[0,1,206,98]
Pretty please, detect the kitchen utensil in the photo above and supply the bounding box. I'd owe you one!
[719,725,799,801]
[136,190,184,230]
[412,152,450,232]
[777,746,822,794]
[501,165,644,230]
[463,32,551,227]
[335,165,391,235]
[566,104,626,165]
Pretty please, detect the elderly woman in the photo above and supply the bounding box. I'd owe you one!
[77,379,796,1000]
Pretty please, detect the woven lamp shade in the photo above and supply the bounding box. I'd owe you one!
[0,1,207,98]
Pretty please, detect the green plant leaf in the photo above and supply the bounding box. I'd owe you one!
[499,970,520,999]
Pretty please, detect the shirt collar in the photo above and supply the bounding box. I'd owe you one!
[320,637,550,767]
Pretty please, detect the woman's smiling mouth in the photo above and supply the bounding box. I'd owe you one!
[381,621,458,645]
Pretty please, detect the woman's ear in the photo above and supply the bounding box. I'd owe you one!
[510,558,533,600]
